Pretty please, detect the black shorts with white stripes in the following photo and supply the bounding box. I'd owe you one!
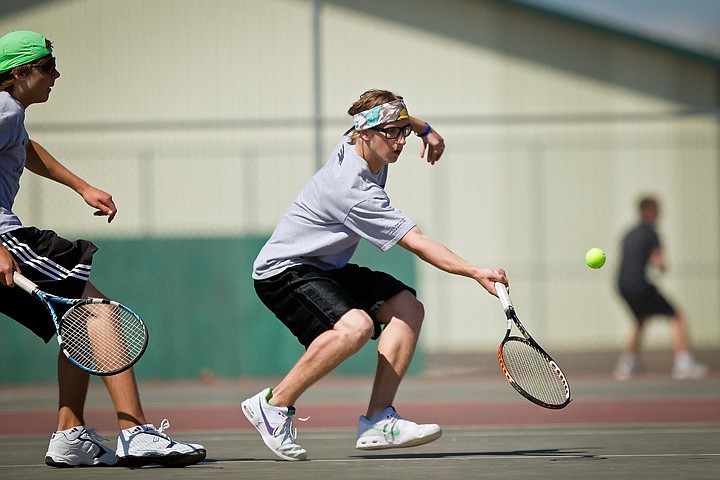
[0,227,98,342]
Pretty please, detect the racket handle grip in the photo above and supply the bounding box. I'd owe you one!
[495,282,512,311]
[13,272,39,295]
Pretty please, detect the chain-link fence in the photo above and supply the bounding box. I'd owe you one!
[17,109,720,354]
[1,0,718,382]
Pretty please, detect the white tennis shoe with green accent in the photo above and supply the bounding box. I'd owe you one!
[355,406,442,450]
[241,388,308,461]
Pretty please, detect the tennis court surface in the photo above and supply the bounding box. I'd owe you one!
[1,350,718,479]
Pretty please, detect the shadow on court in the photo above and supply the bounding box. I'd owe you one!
[0,348,718,479]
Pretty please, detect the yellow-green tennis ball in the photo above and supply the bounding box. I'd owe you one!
[585,248,606,269]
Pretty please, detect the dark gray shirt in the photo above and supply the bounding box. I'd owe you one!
[617,222,660,289]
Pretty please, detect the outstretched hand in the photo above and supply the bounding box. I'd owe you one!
[80,186,117,223]
[476,268,508,297]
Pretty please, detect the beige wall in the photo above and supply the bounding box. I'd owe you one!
[3,0,718,352]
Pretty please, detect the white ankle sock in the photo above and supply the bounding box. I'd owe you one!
[57,426,85,441]
[674,351,693,367]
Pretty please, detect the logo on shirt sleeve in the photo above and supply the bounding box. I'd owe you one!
[337,145,345,165]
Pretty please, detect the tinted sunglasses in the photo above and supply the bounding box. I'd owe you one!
[31,57,57,74]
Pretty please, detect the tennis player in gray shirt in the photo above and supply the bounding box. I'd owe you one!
[0,29,205,468]
[244,89,509,461]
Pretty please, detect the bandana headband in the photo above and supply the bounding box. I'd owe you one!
[353,99,410,131]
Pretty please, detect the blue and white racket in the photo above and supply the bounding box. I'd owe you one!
[13,271,148,376]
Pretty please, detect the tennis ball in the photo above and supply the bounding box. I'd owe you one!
[585,248,606,269]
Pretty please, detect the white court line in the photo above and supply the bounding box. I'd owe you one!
[319,453,720,463]
[431,426,720,438]
[312,453,720,462]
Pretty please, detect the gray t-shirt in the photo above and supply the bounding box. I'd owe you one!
[0,91,27,234]
[252,137,416,280]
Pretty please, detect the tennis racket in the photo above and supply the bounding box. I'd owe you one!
[494,282,571,409]
[13,271,148,376]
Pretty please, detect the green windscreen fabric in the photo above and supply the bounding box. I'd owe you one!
[0,236,419,383]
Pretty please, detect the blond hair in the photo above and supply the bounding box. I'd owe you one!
[346,89,403,141]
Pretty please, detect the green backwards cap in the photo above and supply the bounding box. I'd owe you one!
[0,30,52,74]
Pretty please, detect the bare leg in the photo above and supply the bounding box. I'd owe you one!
[102,369,147,429]
[624,320,645,356]
[57,354,146,430]
[669,312,707,378]
[270,310,374,407]
[670,313,690,354]
[366,291,424,418]
[57,352,89,430]
[82,282,147,430]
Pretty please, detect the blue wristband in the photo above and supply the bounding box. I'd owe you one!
[417,122,431,138]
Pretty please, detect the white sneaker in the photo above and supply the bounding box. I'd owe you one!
[672,360,709,380]
[241,388,307,461]
[45,426,116,467]
[116,419,206,468]
[614,358,641,381]
[356,406,442,450]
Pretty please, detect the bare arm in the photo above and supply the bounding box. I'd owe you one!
[650,247,667,273]
[397,226,508,296]
[25,140,117,222]
[408,116,445,166]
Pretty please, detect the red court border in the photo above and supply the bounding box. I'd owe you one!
[2,398,718,435]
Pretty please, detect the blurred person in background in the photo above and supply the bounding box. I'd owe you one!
[242,88,509,461]
[0,30,205,468]
[615,195,708,381]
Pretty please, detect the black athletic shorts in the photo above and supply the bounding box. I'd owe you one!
[618,283,676,324]
[254,263,416,348]
[0,227,98,343]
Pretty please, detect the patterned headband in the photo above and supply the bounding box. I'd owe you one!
[352,99,410,131]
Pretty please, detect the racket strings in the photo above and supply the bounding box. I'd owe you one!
[60,302,146,373]
[501,339,568,405]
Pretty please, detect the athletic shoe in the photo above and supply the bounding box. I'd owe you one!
[672,360,709,380]
[614,358,641,381]
[116,419,206,468]
[355,406,442,450]
[45,426,116,467]
[241,387,307,461]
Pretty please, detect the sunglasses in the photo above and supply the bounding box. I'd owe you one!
[31,57,57,74]
[371,124,413,140]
